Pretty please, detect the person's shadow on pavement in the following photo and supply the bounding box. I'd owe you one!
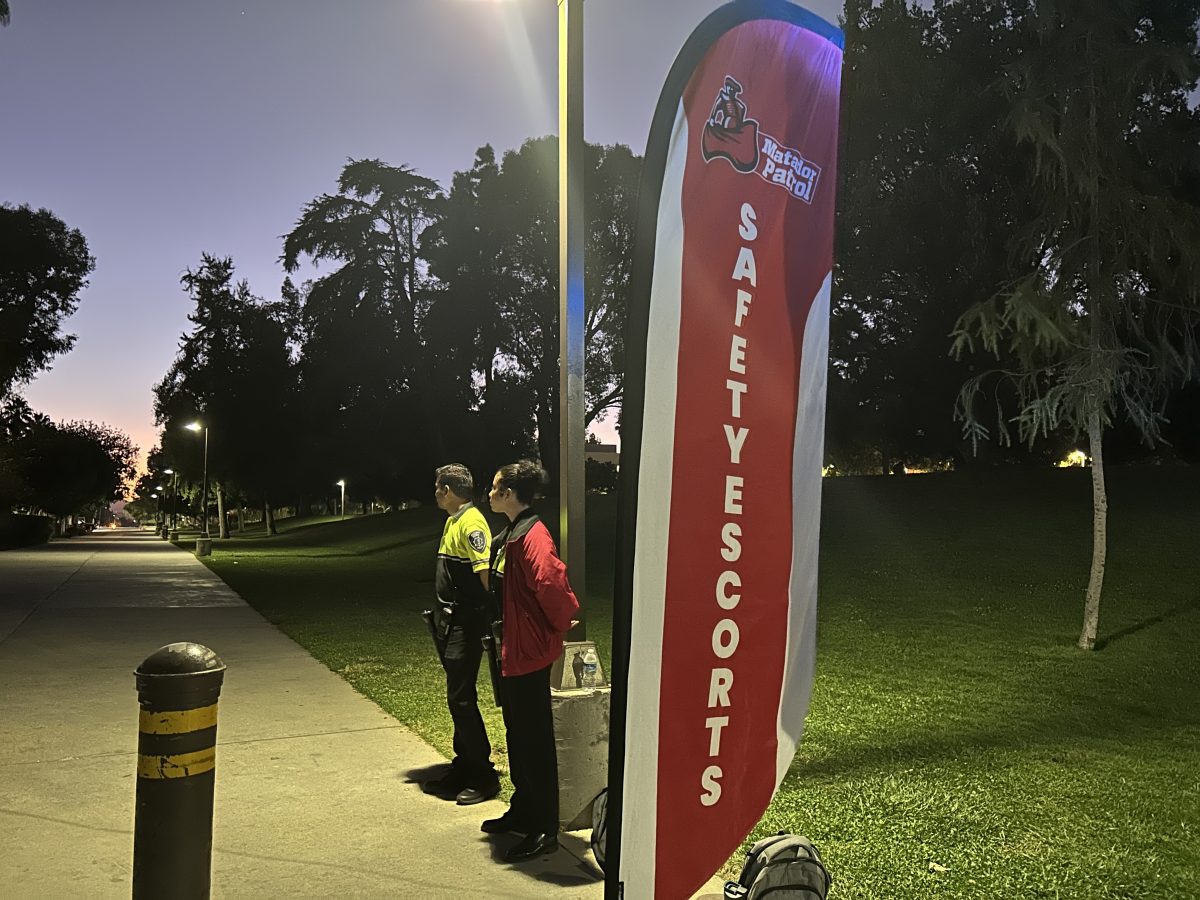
[481,831,603,887]
[400,763,452,785]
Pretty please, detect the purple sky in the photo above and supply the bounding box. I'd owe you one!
[2,0,841,470]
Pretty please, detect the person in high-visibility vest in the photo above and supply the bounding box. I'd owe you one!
[422,463,499,805]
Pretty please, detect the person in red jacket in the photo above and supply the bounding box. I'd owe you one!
[480,459,579,864]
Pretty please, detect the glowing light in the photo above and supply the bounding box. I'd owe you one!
[481,0,553,129]
[1057,450,1090,468]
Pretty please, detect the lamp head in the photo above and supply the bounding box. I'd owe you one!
[185,422,203,432]
[336,480,346,487]
[164,469,174,475]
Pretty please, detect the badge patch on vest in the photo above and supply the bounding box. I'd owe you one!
[468,530,487,553]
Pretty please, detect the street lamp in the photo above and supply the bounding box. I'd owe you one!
[557,0,587,638]
[164,469,179,532]
[491,0,587,633]
[185,422,209,538]
[336,480,346,520]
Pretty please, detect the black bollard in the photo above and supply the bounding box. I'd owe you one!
[132,642,226,900]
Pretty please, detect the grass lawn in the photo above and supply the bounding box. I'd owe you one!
[199,467,1200,899]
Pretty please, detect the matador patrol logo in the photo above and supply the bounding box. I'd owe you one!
[701,75,823,204]
[468,530,487,553]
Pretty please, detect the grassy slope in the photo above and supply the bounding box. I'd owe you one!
[202,468,1200,899]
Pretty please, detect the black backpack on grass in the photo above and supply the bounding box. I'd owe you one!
[724,832,831,899]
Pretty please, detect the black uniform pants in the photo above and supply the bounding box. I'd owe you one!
[439,607,496,785]
[499,664,558,833]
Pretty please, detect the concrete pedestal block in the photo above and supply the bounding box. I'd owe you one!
[552,685,610,830]
[195,537,212,557]
[170,531,180,541]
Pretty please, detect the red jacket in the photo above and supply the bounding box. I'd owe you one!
[496,512,579,677]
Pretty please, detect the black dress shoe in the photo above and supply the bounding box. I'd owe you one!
[481,814,525,835]
[456,781,501,805]
[503,831,559,863]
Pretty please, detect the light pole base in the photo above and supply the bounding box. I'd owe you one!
[195,537,212,557]
[551,683,610,831]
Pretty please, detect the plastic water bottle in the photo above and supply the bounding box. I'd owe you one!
[582,647,599,688]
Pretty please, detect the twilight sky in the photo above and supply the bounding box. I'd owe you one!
[2,0,842,470]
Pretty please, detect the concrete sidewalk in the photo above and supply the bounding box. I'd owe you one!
[1,530,627,898]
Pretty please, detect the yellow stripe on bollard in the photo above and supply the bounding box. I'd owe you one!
[138,703,218,735]
[137,748,217,779]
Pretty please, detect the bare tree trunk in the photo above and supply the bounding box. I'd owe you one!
[237,507,245,533]
[1078,413,1108,650]
[1077,35,1108,653]
[265,501,277,536]
[215,484,230,539]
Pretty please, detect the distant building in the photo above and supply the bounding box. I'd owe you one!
[585,441,620,468]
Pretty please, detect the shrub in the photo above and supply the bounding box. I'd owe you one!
[0,514,55,550]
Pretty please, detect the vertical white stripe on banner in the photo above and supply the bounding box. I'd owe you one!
[776,270,832,784]
[618,101,688,897]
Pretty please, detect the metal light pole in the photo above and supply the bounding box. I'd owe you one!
[336,480,346,519]
[559,0,586,639]
[164,469,179,532]
[186,423,209,537]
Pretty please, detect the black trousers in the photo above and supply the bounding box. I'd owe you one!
[439,607,495,785]
[500,664,558,833]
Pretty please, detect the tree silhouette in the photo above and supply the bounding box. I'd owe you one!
[283,159,446,499]
[424,138,640,478]
[154,255,297,536]
[0,204,94,399]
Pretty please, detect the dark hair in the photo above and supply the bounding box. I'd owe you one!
[435,463,474,499]
[495,459,547,504]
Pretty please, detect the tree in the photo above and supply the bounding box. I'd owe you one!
[420,145,539,478]
[154,255,297,537]
[832,0,1048,471]
[952,0,1200,650]
[283,158,446,498]
[0,395,47,512]
[0,204,95,399]
[423,138,640,477]
[0,2,10,26]
[18,420,137,523]
[421,146,506,395]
